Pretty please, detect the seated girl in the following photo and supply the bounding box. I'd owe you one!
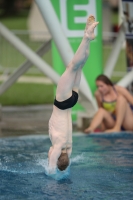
[84,74,133,133]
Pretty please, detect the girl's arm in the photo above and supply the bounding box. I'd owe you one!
[95,90,102,108]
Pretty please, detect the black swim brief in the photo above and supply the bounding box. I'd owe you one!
[54,90,78,110]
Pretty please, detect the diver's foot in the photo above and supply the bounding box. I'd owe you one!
[84,15,99,40]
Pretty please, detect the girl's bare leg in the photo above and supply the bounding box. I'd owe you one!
[106,95,133,132]
[122,104,133,131]
[84,108,115,133]
[55,16,99,101]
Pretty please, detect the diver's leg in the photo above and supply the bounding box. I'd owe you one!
[72,68,82,93]
[84,108,115,133]
[56,16,99,101]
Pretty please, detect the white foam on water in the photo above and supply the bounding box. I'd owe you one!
[0,152,85,177]
[0,152,48,174]
[18,134,49,140]
[0,162,43,174]
[71,153,85,163]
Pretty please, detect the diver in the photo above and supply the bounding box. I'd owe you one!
[48,15,99,173]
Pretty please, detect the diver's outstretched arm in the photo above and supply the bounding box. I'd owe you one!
[67,147,72,158]
[48,145,62,173]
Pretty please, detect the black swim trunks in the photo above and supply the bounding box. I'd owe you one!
[54,90,78,110]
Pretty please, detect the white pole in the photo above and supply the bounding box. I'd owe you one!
[118,0,124,26]
[117,1,133,89]
[35,0,97,110]
[0,22,60,84]
[35,0,73,65]
[104,26,125,78]
[0,41,51,95]
[117,70,133,87]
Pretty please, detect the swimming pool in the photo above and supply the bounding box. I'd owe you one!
[0,132,133,200]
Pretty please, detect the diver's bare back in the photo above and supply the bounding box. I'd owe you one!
[49,105,72,148]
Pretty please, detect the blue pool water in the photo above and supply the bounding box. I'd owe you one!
[0,132,133,200]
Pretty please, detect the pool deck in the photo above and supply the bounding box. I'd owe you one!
[0,105,133,138]
[0,105,53,137]
[0,105,79,137]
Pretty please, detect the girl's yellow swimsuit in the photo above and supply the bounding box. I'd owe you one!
[101,87,117,114]
[102,99,126,131]
[102,100,117,114]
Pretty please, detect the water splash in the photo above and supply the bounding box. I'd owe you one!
[37,158,70,180]
[71,153,85,163]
